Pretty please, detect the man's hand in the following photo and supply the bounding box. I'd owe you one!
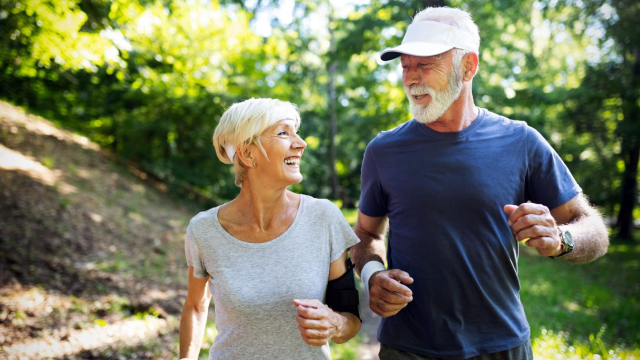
[504,203,563,257]
[293,299,343,346]
[368,269,414,317]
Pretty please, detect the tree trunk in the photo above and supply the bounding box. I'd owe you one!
[616,45,640,240]
[328,12,339,199]
[617,143,639,240]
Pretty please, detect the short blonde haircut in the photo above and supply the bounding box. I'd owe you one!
[213,98,301,186]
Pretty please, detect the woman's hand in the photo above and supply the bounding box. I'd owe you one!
[293,299,345,346]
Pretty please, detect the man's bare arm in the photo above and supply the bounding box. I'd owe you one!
[350,210,388,276]
[505,193,609,264]
[350,210,413,318]
[550,193,609,263]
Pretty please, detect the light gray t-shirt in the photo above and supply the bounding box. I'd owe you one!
[185,194,360,360]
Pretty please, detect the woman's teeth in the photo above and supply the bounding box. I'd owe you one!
[284,158,299,165]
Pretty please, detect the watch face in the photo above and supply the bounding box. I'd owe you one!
[564,230,575,247]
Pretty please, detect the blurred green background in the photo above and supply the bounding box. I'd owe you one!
[1,0,638,239]
[1,0,639,359]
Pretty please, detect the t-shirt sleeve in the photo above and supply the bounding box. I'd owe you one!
[358,141,388,217]
[526,126,582,209]
[184,224,208,278]
[325,202,361,263]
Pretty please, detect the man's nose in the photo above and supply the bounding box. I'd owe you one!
[402,66,420,87]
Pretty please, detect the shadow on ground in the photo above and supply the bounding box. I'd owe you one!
[0,100,199,359]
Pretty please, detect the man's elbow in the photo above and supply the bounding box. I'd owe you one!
[593,218,610,260]
[572,213,610,264]
[354,223,385,243]
[353,223,369,241]
[590,208,610,259]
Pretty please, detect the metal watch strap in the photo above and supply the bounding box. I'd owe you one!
[551,226,571,259]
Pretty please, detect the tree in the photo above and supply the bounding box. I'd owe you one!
[560,0,639,239]
[1,0,636,231]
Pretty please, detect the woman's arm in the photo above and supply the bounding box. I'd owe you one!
[326,250,361,343]
[179,267,212,359]
[294,251,361,345]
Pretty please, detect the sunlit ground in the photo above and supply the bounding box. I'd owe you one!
[0,100,192,359]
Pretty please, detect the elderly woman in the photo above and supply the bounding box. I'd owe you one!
[179,98,362,360]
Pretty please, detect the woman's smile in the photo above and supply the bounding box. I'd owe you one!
[284,156,300,167]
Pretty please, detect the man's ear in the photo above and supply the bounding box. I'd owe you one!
[237,145,257,168]
[462,52,479,82]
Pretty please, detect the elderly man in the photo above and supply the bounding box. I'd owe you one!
[350,6,610,360]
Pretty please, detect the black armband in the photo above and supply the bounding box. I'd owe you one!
[325,258,361,322]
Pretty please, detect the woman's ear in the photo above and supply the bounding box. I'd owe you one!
[237,144,257,168]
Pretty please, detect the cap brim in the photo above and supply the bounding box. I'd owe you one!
[379,42,454,61]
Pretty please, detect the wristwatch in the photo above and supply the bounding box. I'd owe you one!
[550,226,574,259]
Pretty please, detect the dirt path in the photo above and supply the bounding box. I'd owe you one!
[358,281,381,360]
[0,100,383,359]
[0,100,193,359]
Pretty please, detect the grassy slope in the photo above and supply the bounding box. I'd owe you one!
[520,243,640,359]
[0,100,362,360]
[0,100,199,359]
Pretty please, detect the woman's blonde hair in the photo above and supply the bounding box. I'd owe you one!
[213,98,301,186]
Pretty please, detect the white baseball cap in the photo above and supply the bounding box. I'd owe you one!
[380,21,479,61]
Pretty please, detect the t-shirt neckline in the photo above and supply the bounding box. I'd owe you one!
[414,107,486,139]
[213,194,305,248]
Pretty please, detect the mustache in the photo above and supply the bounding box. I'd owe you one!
[405,84,432,96]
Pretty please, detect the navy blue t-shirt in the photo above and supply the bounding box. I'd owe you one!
[359,108,581,358]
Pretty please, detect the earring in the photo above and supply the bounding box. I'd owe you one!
[252,162,257,167]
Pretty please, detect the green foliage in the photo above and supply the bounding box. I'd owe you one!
[40,156,54,168]
[198,318,217,360]
[0,0,119,77]
[0,0,637,219]
[330,335,363,360]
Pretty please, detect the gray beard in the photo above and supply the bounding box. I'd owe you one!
[406,65,464,124]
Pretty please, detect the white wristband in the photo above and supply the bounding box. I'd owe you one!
[361,261,386,293]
